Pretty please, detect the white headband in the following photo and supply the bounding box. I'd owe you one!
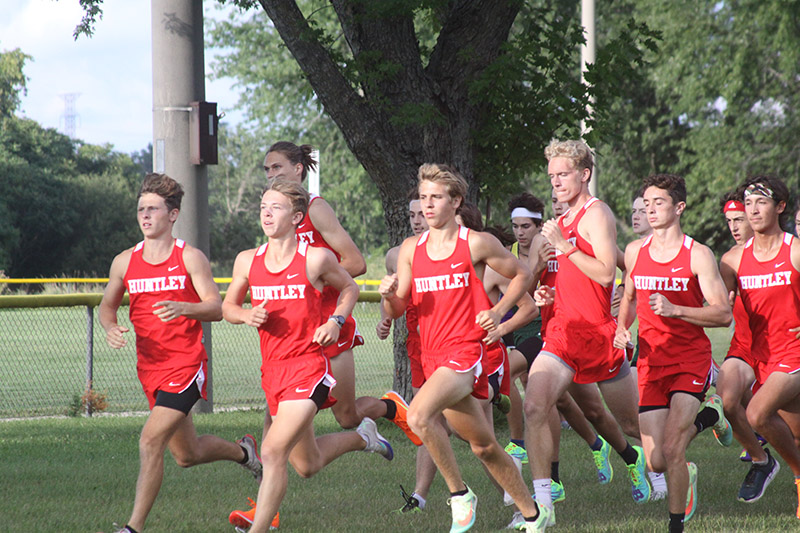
[511,207,543,220]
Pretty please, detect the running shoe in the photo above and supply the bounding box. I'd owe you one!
[593,436,613,484]
[395,484,423,514]
[493,393,512,414]
[381,391,423,446]
[705,394,733,447]
[237,434,263,483]
[517,504,554,531]
[795,478,800,520]
[739,434,768,462]
[505,442,529,465]
[738,448,779,502]
[228,498,280,530]
[506,510,524,529]
[551,480,565,503]
[685,462,698,521]
[648,471,668,501]
[448,485,477,533]
[627,446,651,503]
[357,417,394,460]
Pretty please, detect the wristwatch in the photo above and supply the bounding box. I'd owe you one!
[329,315,346,328]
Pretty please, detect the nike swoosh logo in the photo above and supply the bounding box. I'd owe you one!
[169,382,181,387]
[775,261,786,268]
[451,262,463,269]
[671,267,683,273]
[287,273,299,279]
[779,364,791,368]
[338,341,348,347]
[168,265,179,272]
[692,380,703,385]
[295,387,309,393]
[608,366,618,373]
[448,360,461,367]
[298,223,306,229]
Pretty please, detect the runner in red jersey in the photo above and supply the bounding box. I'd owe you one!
[99,174,262,533]
[380,164,544,531]
[716,191,777,502]
[263,141,413,443]
[223,179,393,533]
[616,174,733,533]
[723,175,800,519]
[378,193,438,514]
[524,141,647,523]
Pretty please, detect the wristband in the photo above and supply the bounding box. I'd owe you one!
[564,246,579,258]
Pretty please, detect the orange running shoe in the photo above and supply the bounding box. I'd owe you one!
[382,390,422,446]
[795,478,800,519]
[229,498,279,530]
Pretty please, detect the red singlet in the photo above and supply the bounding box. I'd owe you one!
[631,234,711,367]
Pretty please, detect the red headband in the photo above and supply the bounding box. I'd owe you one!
[723,200,745,213]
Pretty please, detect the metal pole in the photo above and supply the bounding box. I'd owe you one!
[152,0,213,412]
[86,305,94,417]
[580,0,598,197]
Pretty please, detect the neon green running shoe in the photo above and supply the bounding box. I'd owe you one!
[685,462,698,521]
[551,480,565,503]
[592,436,613,484]
[505,442,528,465]
[705,394,733,447]
[627,445,651,503]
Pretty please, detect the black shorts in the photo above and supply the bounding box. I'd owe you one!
[516,336,544,371]
[155,382,201,415]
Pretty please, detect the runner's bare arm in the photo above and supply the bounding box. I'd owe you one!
[310,198,367,277]
[613,241,641,348]
[99,250,131,349]
[309,247,360,346]
[222,248,268,328]
[380,237,415,319]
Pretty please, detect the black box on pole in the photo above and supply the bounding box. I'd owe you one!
[189,101,218,165]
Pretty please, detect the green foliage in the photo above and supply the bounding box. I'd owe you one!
[0,46,30,117]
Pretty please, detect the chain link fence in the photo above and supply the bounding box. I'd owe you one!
[0,292,396,419]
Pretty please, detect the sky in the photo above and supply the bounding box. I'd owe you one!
[1,1,241,154]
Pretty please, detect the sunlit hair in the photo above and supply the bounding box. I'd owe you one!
[267,141,318,181]
[139,173,183,212]
[418,163,468,207]
[741,174,791,231]
[544,139,594,182]
[642,173,687,205]
[458,202,484,231]
[508,192,545,227]
[264,178,310,219]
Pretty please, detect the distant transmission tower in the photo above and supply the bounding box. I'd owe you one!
[60,93,81,138]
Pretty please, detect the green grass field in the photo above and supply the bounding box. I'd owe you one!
[3,304,799,530]
[2,405,799,532]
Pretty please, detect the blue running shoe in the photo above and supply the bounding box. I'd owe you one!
[593,436,613,484]
[505,442,529,465]
[627,445,651,503]
[551,480,565,503]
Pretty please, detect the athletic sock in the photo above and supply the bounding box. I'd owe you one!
[382,398,397,420]
[668,512,685,533]
[619,443,639,465]
[533,478,552,508]
[412,492,427,509]
[524,508,541,522]
[511,438,525,448]
[551,461,560,483]
[123,526,140,533]
[450,485,469,497]
[589,435,603,451]
[693,406,718,434]
[238,445,249,464]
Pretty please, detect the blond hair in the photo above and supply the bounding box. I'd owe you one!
[544,139,594,181]
[417,163,468,206]
[264,178,310,219]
